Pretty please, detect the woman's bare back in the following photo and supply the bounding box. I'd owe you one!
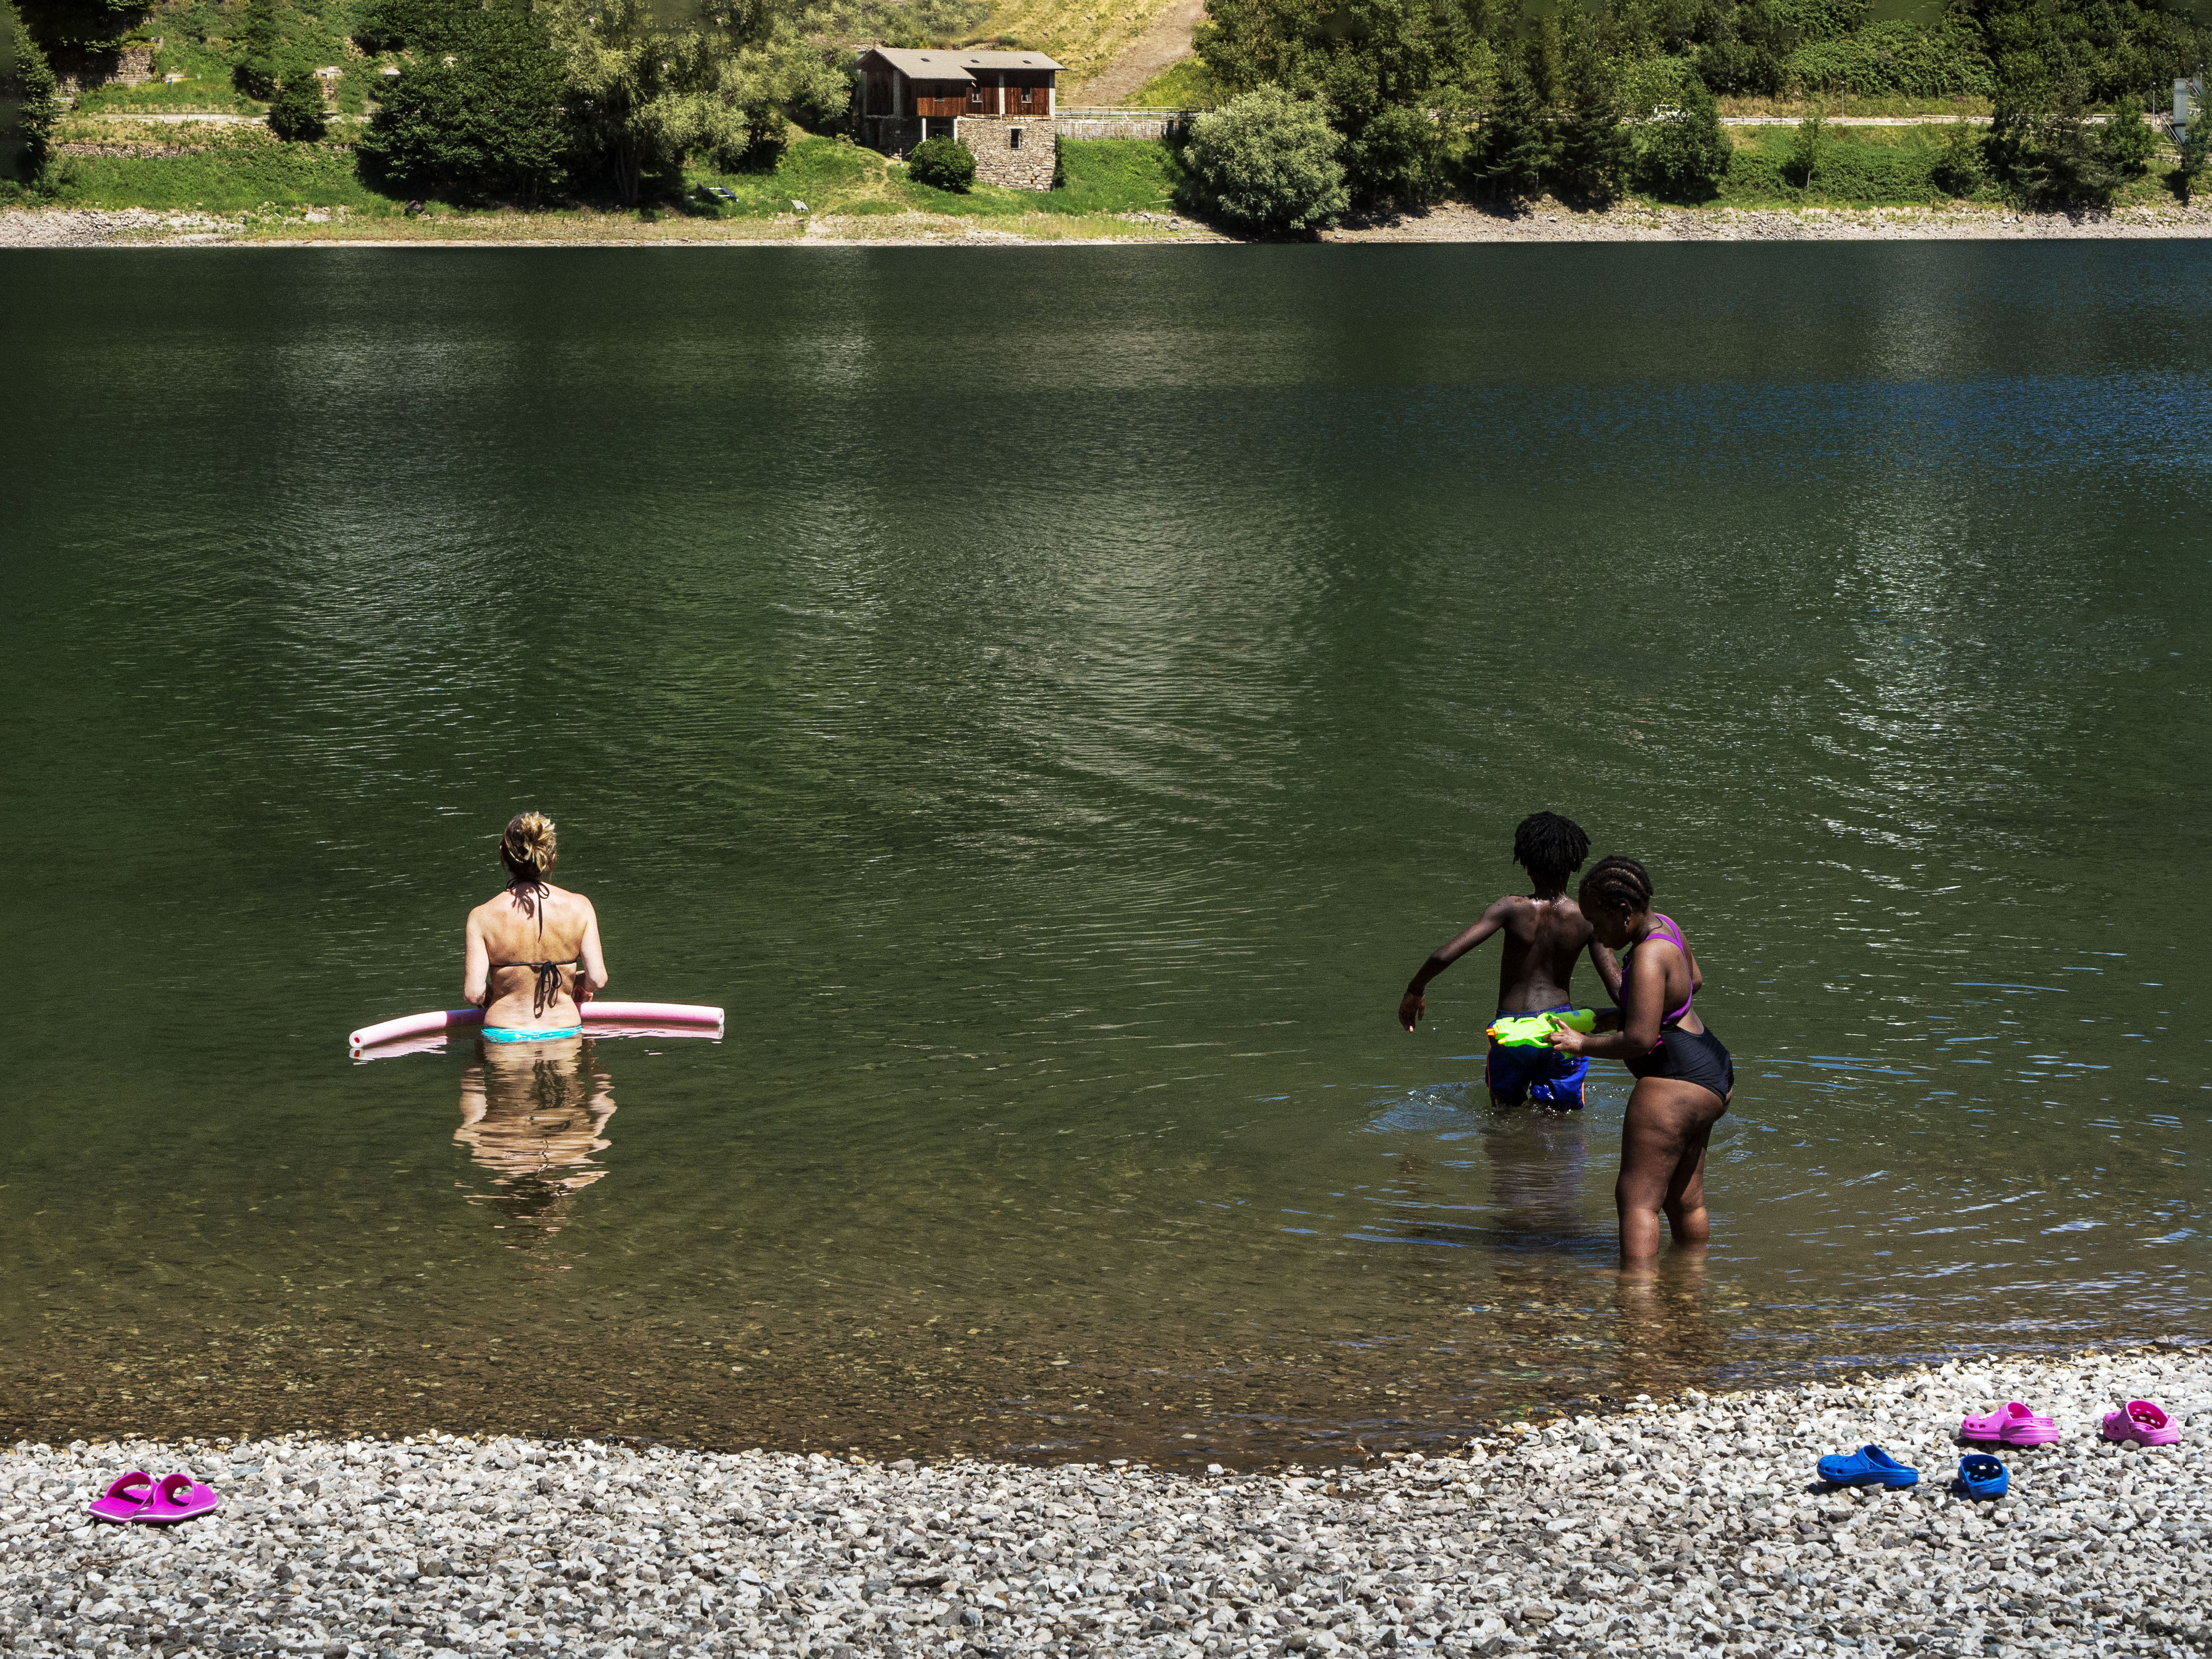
[464,883,607,1031]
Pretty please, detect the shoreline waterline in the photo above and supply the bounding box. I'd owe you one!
[9,200,2212,247]
[6,1344,2205,1656]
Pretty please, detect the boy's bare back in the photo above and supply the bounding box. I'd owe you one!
[1489,893,1597,1012]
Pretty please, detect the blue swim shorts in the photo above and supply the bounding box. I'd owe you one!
[1486,1005,1589,1109]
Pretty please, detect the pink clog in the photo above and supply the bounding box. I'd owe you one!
[1959,1401,2059,1446]
[138,1472,221,1523]
[2103,1400,2180,1447]
[85,1471,155,1523]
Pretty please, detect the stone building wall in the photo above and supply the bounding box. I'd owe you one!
[954,117,1055,191]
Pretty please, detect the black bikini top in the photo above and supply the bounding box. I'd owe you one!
[489,883,575,1016]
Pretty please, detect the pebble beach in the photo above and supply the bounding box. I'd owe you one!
[5,1345,2207,1658]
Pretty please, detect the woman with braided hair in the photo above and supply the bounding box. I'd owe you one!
[463,811,610,1042]
[1545,856,1733,1263]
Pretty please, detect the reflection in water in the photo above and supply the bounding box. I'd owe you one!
[455,1036,615,1245]
[1483,1103,1592,1246]
[1615,1249,1727,1397]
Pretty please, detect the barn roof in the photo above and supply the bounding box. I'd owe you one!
[863,45,1063,81]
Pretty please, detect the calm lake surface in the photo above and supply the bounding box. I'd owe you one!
[4,244,2208,1466]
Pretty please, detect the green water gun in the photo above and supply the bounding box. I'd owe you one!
[1484,1008,1598,1048]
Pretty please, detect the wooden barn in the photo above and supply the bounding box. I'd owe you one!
[855,47,1065,190]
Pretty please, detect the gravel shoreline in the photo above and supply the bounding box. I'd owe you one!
[4,1345,2207,1657]
[9,200,2212,247]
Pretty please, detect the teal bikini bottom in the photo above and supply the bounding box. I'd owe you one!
[482,1024,583,1044]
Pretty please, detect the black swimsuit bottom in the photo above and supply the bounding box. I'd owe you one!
[1626,1022,1735,1102]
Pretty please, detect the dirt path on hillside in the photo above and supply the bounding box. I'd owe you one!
[1064,0,1203,106]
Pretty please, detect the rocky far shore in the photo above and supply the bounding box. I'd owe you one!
[7,199,2212,247]
[3,1346,2207,1657]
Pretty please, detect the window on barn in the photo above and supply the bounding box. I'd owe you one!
[1010,127,1023,149]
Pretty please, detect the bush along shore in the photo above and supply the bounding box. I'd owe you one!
[4,1344,2208,1656]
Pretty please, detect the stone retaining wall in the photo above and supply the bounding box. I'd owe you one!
[1052,107,1202,141]
[956,117,1055,190]
[55,40,156,94]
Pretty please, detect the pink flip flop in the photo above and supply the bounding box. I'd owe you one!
[1959,1401,2059,1446]
[86,1471,155,1523]
[2104,1400,2180,1447]
[138,1471,221,1523]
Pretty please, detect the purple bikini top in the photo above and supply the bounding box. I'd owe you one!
[1631,912,1695,1026]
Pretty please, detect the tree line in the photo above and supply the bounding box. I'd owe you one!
[1180,0,2210,228]
[2,0,853,203]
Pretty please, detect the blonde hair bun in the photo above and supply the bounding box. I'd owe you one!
[501,811,558,881]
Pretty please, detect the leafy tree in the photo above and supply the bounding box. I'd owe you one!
[1473,57,1547,200]
[1342,99,1450,206]
[907,134,973,190]
[1,0,62,180]
[2102,94,2160,178]
[1549,40,1632,201]
[549,0,841,205]
[235,0,281,100]
[1636,75,1731,199]
[360,0,569,200]
[1196,0,1497,206]
[1931,117,1989,197]
[1698,35,1784,97]
[1784,96,1824,186]
[1991,75,2121,206]
[1179,83,1349,235]
[268,69,328,142]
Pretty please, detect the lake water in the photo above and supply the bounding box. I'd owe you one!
[4,244,2208,1467]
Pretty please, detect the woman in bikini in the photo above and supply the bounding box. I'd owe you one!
[1545,856,1733,1264]
[464,811,609,1041]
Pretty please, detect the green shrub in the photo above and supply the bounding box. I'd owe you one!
[1178,83,1346,234]
[1785,102,1824,187]
[267,70,328,142]
[1785,20,1995,100]
[1636,79,1732,200]
[908,135,974,192]
[1932,119,1988,196]
[1771,0,1868,44]
[1727,130,1943,202]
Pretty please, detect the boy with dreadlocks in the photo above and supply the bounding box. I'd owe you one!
[1397,812,1620,1110]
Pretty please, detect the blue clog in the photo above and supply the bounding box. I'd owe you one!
[1958,1453,2008,1500]
[1817,1444,1919,1489]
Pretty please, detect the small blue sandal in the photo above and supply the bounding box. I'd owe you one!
[1817,1444,1919,1489]
[1958,1453,2008,1500]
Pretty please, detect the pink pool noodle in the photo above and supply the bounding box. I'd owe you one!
[349,1001,723,1051]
